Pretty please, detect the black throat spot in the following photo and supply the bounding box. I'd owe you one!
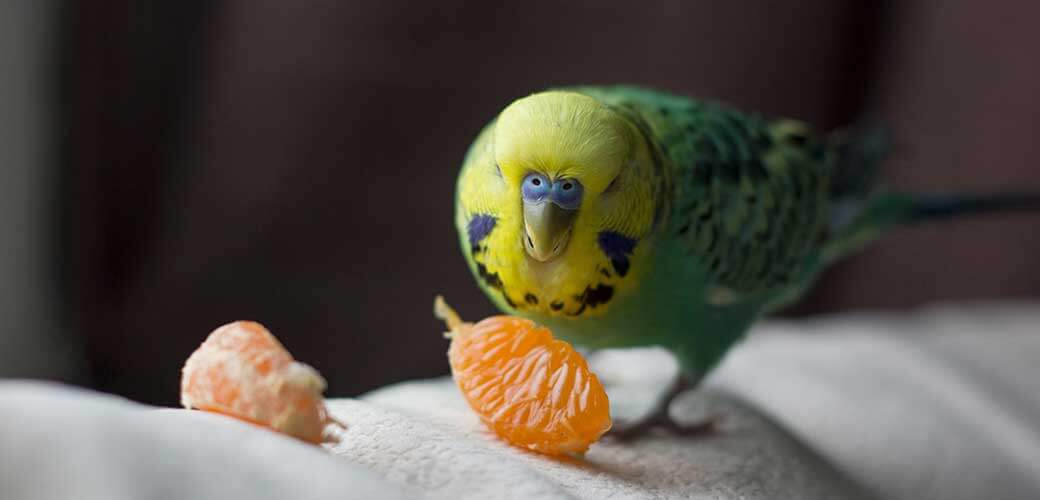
[581,283,614,307]
[475,262,503,290]
[475,261,522,310]
[567,283,614,316]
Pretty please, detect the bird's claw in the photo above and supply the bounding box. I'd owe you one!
[605,414,716,442]
[602,373,716,442]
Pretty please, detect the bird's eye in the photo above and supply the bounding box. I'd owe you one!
[522,173,551,202]
[551,178,584,209]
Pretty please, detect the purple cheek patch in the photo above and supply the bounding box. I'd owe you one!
[467,214,497,253]
[597,230,637,277]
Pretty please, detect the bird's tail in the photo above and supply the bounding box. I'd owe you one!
[897,193,1040,222]
[766,123,1039,313]
[820,121,1040,260]
[823,191,1040,262]
[826,121,890,202]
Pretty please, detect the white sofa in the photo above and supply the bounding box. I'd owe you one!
[3,303,1039,500]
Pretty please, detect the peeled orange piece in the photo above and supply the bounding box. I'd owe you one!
[435,297,611,456]
[180,321,341,444]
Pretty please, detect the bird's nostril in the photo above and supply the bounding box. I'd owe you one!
[526,234,534,248]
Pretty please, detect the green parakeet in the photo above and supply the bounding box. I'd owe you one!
[453,85,1039,436]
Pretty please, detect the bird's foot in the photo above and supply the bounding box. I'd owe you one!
[604,374,716,442]
[606,412,715,442]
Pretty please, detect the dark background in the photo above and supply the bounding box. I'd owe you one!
[3,1,1038,406]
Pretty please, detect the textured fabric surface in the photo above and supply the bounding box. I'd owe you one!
[329,302,1040,500]
[329,382,869,500]
[0,383,409,500]
[710,302,1040,500]
[2,303,1039,499]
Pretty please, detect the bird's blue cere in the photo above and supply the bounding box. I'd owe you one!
[522,173,583,209]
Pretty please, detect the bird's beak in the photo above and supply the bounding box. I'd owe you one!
[523,200,577,262]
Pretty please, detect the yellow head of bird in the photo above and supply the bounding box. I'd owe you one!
[459,90,662,317]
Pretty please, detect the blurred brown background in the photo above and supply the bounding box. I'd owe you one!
[2,1,1038,405]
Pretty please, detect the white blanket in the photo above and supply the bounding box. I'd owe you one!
[2,302,1039,500]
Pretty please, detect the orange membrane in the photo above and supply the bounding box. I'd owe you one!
[180,321,343,444]
[435,296,611,456]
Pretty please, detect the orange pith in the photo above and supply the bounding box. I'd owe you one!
[180,321,335,444]
[437,297,611,455]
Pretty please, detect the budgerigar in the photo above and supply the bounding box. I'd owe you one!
[453,86,1039,437]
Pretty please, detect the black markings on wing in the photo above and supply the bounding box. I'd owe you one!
[666,106,830,297]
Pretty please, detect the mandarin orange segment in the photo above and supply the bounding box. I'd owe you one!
[180,321,340,444]
[435,296,611,456]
